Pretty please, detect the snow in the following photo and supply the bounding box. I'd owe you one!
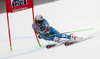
[0,0,100,59]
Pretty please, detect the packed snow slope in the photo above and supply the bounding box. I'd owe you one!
[0,0,100,59]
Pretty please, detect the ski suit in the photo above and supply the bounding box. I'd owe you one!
[32,19,70,41]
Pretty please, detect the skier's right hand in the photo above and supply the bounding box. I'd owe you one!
[38,33,42,39]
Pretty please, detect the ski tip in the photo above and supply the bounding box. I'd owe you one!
[65,43,68,46]
[46,45,51,49]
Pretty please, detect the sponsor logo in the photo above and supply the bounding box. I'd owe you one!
[12,7,28,12]
[62,34,66,37]
[11,0,27,7]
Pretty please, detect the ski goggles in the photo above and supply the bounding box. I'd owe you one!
[35,21,42,23]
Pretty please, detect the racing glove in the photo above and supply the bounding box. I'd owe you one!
[45,32,50,38]
[38,33,42,39]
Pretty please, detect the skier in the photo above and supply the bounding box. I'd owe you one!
[32,15,78,43]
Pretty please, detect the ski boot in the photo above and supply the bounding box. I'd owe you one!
[64,34,78,46]
[69,33,78,41]
[53,37,61,43]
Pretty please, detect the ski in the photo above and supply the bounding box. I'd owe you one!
[46,40,67,49]
[64,35,93,46]
[46,44,56,49]
[46,35,93,49]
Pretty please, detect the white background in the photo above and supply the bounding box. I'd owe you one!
[0,0,100,59]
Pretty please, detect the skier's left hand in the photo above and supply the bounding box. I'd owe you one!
[38,33,42,39]
[45,32,50,38]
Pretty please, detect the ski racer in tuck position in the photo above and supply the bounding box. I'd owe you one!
[32,15,78,43]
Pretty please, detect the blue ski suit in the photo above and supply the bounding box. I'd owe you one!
[32,19,70,41]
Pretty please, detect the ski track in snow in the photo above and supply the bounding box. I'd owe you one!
[1,46,45,59]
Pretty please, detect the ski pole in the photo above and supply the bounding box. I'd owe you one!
[49,28,94,36]
[45,40,51,44]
